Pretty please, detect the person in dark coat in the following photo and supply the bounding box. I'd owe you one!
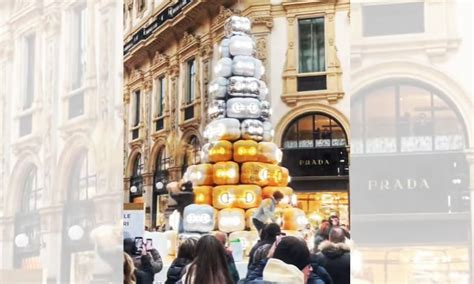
[165,238,197,284]
[124,238,163,274]
[136,254,155,284]
[247,223,281,269]
[169,181,195,233]
[244,258,268,283]
[313,220,330,253]
[314,228,350,284]
[309,256,333,284]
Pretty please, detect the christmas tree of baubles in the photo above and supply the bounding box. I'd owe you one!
[181,16,307,238]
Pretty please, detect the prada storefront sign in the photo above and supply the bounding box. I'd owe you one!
[281,147,349,177]
[351,152,469,215]
[124,0,193,55]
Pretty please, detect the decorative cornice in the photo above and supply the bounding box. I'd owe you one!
[199,42,212,58]
[129,68,145,87]
[215,6,235,23]
[252,16,273,29]
[152,51,170,67]
[179,118,201,133]
[182,31,200,46]
[169,63,179,77]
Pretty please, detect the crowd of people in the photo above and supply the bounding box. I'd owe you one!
[123,214,350,284]
[124,187,350,284]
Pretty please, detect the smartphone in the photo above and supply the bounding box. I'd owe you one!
[134,237,143,254]
[146,238,153,251]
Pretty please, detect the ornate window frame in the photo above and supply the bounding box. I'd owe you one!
[351,0,460,64]
[281,0,344,105]
[150,52,171,136]
[126,68,146,145]
[178,32,202,130]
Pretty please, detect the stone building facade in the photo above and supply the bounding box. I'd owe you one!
[0,0,122,282]
[123,0,351,227]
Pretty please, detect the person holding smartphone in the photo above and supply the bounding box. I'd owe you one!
[124,238,163,276]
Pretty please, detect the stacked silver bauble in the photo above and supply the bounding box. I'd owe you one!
[204,16,273,145]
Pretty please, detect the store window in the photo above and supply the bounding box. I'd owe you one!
[14,165,42,269]
[130,154,144,203]
[362,2,424,37]
[282,112,348,149]
[154,147,169,191]
[182,135,201,175]
[298,17,326,91]
[61,150,96,282]
[352,81,467,154]
[153,147,170,227]
[281,112,349,225]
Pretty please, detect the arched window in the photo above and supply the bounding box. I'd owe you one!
[282,112,348,149]
[352,81,467,154]
[61,150,96,282]
[154,147,169,190]
[15,164,42,269]
[130,153,143,202]
[182,135,201,175]
[21,165,42,212]
[68,150,96,201]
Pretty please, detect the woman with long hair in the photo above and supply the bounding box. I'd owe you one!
[166,238,198,284]
[124,253,136,284]
[182,235,233,284]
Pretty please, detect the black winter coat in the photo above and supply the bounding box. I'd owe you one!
[309,254,333,284]
[244,258,268,283]
[165,257,192,284]
[313,241,350,284]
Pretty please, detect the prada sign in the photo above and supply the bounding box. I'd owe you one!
[282,147,348,177]
[124,0,193,55]
[351,153,469,214]
[368,178,430,191]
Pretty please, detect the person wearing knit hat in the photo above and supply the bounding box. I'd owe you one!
[263,236,314,284]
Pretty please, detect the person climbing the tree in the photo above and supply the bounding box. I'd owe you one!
[252,191,284,232]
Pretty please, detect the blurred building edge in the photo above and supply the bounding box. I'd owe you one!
[122,0,351,229]
[350,0,473,283]
[0,0,123,283]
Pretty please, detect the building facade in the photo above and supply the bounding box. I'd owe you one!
[123,0,351,228]
[350,0,473,282]
[0,0,122,283]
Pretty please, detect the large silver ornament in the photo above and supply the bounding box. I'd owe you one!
[208,100,226,120]
[226,98,261,119]
[209,77,229,99]
[241,119,264,141]
[262,121,274,142]
[224,16,251,36]
[214,57,233,78]
[227,76,260,98]
[219,38,230,58]
[229,35,255,57]
[204,118,241,141]
[260,100,271,121]
[232,56,264,79]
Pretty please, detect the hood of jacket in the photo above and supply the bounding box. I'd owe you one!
[318,240,350,259]
[263,258,304,284]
